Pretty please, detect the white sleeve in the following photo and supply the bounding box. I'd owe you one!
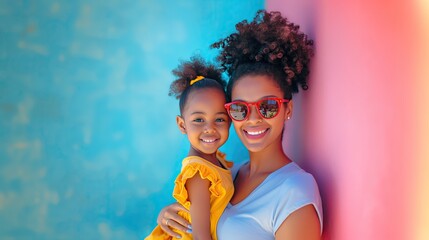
[272,172,323,233]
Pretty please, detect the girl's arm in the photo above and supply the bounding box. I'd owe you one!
[185,174,212,240]
[275,204,321,240]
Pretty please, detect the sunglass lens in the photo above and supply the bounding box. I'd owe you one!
[229,103,247,121]
[259,99,279,119]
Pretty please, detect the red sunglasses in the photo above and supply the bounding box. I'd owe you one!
[224,97,289,121]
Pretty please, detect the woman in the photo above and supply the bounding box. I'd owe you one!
[155,10,323,240]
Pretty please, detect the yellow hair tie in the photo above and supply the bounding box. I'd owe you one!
[190,76,205,85]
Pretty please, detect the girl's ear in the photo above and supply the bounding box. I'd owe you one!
[284,100,293,120]
[176,115,187,134]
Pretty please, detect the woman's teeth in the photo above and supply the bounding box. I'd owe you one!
[246,129,267,135]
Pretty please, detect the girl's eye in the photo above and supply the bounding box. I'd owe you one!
[193,118,204,123]
[216,118,226,122]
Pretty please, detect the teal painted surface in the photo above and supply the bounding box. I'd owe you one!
[0,1,263,239]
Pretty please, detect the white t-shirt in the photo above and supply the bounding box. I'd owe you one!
[216,162,323,240]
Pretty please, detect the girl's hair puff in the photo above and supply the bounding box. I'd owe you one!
[211,10,314,99]
[169,55,227,114]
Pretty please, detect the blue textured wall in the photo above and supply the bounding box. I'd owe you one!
[0,1,263,239]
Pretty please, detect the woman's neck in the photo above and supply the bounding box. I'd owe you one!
[248,140,292,175]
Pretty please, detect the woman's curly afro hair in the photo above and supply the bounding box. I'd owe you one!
[169,55,227,113]
[211,10,314,97]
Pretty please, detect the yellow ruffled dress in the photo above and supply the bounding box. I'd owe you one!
[145,151,234,240]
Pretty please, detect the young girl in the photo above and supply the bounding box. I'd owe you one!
[145,56,234,240]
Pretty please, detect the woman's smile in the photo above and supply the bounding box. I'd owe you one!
[243,127,269,139]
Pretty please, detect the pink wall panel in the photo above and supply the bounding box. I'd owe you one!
[267,0,427,239]
[413,2,429,239]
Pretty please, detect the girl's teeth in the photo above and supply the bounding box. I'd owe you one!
[202,139,216,143]
[247,129,266,135]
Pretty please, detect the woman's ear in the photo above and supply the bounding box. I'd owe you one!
[176,115,187,134]
[284,100,293,120]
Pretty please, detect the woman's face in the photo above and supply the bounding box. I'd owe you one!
[230,75,292,153]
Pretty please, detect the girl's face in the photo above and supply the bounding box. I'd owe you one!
[177,88,230,157]
[230,75,292,153]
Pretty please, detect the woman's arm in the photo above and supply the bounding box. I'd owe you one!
[157,202,191,238]
[185,174,212,240]
[275,204,321,240]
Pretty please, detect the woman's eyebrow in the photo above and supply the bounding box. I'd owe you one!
[232,95,279,102]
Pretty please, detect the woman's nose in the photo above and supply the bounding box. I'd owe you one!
[247,105,262,123]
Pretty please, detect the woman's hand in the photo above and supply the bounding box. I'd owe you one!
[157,202,192,238]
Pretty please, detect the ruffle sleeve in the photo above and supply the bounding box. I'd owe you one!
[217,151,234,169]
[173,161,225,209]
